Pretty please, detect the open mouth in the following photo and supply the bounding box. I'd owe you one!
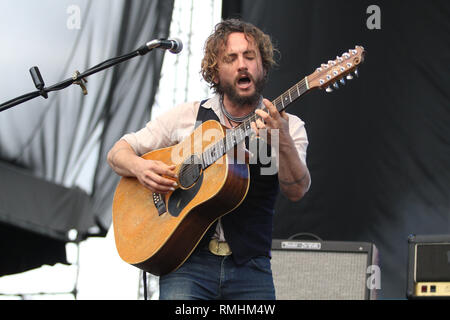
[236,74,252,89]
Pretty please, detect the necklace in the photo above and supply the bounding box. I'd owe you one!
[220,95,259,124]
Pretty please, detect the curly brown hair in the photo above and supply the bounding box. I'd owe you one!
[201,19,277,92]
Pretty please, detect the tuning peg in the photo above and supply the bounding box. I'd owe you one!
[333,82,339,89]
[354,68,359,77]
[346,74,353,80]
[340,78,346,85]
[325,86,333,93]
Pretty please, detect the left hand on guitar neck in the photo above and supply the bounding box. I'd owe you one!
[251,98,291,148]
[251,98,310,202]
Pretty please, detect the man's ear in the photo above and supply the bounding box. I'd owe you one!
[213,74,219,85]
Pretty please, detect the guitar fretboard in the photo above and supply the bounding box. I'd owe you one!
[201,77,309,169]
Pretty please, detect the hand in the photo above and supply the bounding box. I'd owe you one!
[133,158,178,194]
[250,98,290,145]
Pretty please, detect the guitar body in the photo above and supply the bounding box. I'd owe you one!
[112,120,250,276]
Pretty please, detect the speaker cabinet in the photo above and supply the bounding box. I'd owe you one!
[271,239,379,300]
[407,234,450,299]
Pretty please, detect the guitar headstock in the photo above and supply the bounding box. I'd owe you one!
[307,46,365,93]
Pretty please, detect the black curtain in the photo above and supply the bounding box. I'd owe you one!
[0,0,174,276]
[223,0,450,299]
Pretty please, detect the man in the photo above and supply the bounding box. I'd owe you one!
[107,19,310,300]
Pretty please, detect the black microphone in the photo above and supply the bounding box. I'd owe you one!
[152,38,183,54]
[137,38,183,55]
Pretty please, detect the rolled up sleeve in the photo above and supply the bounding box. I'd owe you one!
[121,101,199,156]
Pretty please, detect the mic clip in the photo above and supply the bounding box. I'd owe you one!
[29,66,48,99]
[72,70,88,95]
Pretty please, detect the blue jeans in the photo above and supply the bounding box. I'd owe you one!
[159,247,275,300]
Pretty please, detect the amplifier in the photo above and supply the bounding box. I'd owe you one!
[407,234,450,299]
[271,239,379,300]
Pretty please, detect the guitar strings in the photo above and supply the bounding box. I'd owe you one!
[179,78,308,179]
[177,52,360,179]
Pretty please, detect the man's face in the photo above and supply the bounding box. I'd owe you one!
[214,32,266,107]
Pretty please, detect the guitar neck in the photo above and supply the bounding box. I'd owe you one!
[201,77,310,169]
[200,45,366,168]
[272,76,310,114]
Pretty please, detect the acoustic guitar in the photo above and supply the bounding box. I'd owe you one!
[112,46,365,276]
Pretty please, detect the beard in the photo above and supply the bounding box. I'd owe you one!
[216,72,267,107]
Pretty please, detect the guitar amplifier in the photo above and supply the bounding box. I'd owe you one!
[271,239,379,300]
[407,234,450,299]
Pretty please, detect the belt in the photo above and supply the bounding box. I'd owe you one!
[208,239,232,256]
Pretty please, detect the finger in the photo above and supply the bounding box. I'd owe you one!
[141,170,176,190]
[255,109,275,128]
[280,110,289,121]
[144,174,176,192]
[138,178,161,193]
[146,180,174,194]
[255,109,269,121]
[163,165,178,179]
[263,98,280,120]
[152,161,178,178]
[256,118,266,129]
[148,171,178,187]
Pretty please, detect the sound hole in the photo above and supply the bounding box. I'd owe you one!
[179,155,202,189]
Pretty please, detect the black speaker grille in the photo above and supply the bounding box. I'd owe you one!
[416,244,450,282]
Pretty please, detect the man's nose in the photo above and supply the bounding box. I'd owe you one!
[237,55,248,71]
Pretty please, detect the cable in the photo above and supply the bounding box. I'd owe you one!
[143,271,147,300]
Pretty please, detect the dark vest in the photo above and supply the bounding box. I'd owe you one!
[196,100,279,265]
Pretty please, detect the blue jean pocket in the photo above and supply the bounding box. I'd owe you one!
[249,256,272,275]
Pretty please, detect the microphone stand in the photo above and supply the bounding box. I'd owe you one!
[0,42,159,113]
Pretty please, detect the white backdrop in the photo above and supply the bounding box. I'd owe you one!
[0,0,222,300]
